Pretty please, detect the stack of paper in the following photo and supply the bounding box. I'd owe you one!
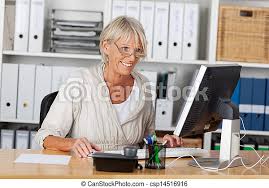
[14,154,71,165]
[50,9,103,54]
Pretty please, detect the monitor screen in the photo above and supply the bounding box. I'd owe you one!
[173,64,241,137]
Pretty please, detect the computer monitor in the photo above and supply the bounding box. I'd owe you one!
[173,64,247,168]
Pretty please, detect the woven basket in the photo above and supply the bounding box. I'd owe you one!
[217,5,269,63]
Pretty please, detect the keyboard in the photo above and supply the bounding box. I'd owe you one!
[92,147,208,159]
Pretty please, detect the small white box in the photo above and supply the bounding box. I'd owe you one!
[155,99,174,131]
[15,130,29,149]
[1,129,15,149]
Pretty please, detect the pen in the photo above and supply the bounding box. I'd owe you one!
[146,135,152,145]
[143,138,148,145]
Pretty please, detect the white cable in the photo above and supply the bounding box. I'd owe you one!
[240,144,262,159]
[239,144,269,166]
[239,116,269,165]
[166,154,265,172]
[166,116,269,171]
[261,156,269,165]
[239,116,247,140]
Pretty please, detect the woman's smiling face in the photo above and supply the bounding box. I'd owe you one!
[102,35,143,76]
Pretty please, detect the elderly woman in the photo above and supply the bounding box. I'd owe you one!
[35,16,182,158]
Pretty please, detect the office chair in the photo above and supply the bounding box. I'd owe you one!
[39,91,58,129]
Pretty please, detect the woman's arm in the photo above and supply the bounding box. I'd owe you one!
[145,99,183,147]
[43,136,75,151]
[43,136,102,158]
[34,89,74,149]
[35,73,88,156]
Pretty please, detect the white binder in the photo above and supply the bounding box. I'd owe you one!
[17,64,36,120]
[126,0,140,20]
[182,3,200,60]
[15,130,29,149]
[155,99,174,131]
[14,0,31,51]
[30,131,41,149]
[112,0,126,19]
[168,3,184,60]
[0,63,19,120]
[138,70,157,107]
[33,65,52,121]
[153,2,169,60]
[28,0,45,52]
[140,1,154,59]
[3,2,15,50]
[51,66,74,92]
[166,72,177,110]
[0,129,15,149]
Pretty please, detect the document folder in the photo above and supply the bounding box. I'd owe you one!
[168,2,184,60]
[153,2,169,60]
[15,130,29,149]
[126,0,140,20]
[0,64,19,120]
[33,65,52,121]
[182,3,200,60]
[140,1,154,59]
[112,0,126,19]
[14,0,31,51]
[28,0,45,52]
[251,79,266,131]
[239,78,253,130]
[17,64,36,120]
[0,129,15,149]
[265,79,269,131]
[155,99,174,131]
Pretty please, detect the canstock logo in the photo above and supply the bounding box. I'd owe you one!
[59,78,90,102]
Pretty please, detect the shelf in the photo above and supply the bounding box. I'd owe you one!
[213,129,269,136]
[145,59,208,65]
[3,50,208,65]
[217,61,269,69]
[2,50,102,60]
[0,119,39,124]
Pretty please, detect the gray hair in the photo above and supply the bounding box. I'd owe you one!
[99,16,147,62]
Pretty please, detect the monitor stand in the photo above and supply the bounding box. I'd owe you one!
[188,119,250,169]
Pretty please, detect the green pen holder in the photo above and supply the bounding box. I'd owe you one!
[145,143,166,169]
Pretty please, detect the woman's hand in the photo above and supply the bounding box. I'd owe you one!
[163,134,183,147]
[71,137,102,158]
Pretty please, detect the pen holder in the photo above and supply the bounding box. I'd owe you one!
[145,143,166,169]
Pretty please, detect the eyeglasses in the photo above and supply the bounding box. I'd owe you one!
[113,42,145,59]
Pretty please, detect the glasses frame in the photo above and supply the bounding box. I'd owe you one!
[113,42,145,59]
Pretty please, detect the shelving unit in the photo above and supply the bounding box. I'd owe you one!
[2,50,102,60]
[217,61,269,69]
[1,0,269,149]
[0,119,38,125]
[2,50,208,65]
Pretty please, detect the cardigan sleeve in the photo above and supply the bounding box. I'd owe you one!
[34,71,85,148]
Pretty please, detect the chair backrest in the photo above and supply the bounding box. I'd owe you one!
[39,91,58,128]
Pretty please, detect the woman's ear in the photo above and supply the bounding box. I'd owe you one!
[101,40,111,55]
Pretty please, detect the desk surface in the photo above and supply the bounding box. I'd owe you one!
[0,149,269,179]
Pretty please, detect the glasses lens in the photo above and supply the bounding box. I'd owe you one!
[115,43,144,58]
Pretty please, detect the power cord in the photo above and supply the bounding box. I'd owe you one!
[166,117,269,171]
[166,154,265,172]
